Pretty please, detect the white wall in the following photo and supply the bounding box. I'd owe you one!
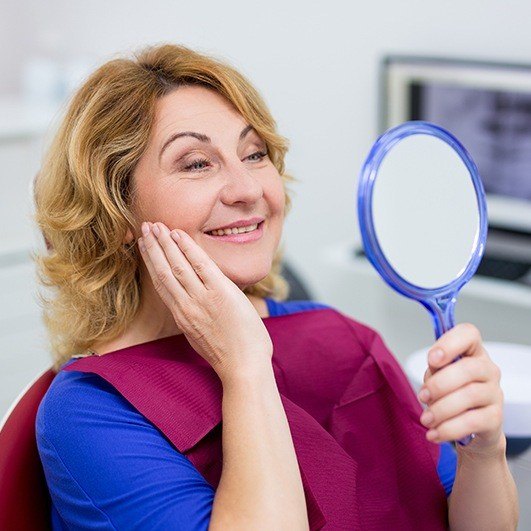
[0,2,30,93]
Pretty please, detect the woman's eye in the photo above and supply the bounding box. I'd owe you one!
[183,158,211,172]
[246,150,268,162]
[181,150,267,172]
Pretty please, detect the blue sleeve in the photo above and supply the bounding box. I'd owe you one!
[437,442,457,496]
[265,297,330,317]
[36,370,215,530]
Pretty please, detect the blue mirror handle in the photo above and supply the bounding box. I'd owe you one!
[426,295,476,446]
[357,122,486,449]
[428,294,456,339]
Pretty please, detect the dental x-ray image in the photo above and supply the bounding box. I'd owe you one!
[410,82,531,201]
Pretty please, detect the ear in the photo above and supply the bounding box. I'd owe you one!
[123,227,135,245]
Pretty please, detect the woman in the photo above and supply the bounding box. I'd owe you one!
[34,44,518,529]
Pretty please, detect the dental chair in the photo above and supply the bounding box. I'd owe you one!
[0,369,55,529]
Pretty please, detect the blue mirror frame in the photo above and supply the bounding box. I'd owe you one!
[357,121,488,339]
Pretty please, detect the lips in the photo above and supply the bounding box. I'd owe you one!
[204,220,264,243]
[205,216,265,233]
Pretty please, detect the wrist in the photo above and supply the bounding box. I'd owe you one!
[218,359,275,389]
[456,432,507,462]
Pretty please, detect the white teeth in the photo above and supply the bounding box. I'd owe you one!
[209,223,259,236]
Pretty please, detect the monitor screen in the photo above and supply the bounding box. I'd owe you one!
[382,57,531,233]
[410,82,531,201]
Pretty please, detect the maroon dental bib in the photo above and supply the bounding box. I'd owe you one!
[66,308,448,530]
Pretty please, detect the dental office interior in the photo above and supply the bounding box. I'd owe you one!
[1,0,530,528]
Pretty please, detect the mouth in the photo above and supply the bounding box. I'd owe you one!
[204,220,265,243]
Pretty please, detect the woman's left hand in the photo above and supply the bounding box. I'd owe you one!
[418,323,505,455]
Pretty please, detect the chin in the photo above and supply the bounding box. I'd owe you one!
[219,261,272,290]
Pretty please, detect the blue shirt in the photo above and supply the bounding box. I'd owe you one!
[37,299,456,529]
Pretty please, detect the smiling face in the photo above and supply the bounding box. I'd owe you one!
[130,85,286,290]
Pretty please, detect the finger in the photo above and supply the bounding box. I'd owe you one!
[170,228,227,290]
[425,404,503,443]
[138,236,178,306]
[418,355,497,405]
[423,366,433,385]
[153,222,205,297]
[140,223,188,302]
[427,323,485,372]
[420,381,500,430]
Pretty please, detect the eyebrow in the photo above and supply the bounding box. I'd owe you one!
[159,124,255,160]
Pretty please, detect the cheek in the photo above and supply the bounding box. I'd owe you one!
[133,181,214,233]
[265,175,286,215]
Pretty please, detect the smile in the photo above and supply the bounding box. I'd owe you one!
[204,221,264,243]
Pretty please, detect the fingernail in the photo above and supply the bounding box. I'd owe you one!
[152,223,161,238]
[138,238,146,253]
[418,388,430,403]
[141,222,150,237]
[171,230,180,241]
[420,410,434,426]
[429,349,444,364]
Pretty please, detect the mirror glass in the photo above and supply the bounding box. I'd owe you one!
[372,134,480,289]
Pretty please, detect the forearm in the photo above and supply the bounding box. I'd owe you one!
[209,364,309,530]
[448,436,519,530]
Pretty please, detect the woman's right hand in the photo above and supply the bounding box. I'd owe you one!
[138,221,273,383]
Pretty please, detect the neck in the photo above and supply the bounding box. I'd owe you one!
[91,278,269,355]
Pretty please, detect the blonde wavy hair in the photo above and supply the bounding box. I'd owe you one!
[34,43,296,368]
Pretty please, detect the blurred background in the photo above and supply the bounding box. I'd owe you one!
[1,0,530,526]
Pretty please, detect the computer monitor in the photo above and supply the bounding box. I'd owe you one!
[381,56,531,237]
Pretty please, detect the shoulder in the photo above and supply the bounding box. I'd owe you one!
[36,366,215,529]
[36,366,150,454]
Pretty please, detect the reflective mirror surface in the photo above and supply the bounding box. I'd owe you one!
[372,133,480,289]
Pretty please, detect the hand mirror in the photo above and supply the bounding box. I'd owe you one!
[357,121,488,446]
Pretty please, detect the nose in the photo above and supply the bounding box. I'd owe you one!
[219,160,264,205]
